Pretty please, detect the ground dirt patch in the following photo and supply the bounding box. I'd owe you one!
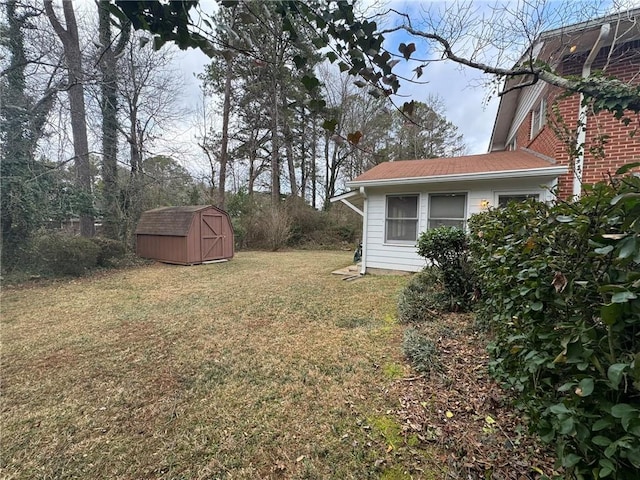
[390,313,559,479]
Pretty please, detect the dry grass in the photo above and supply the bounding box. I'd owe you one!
[1,251,442,479]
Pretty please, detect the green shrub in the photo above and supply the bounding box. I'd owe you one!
[416,226,475,311]
[91,237,126,267]
[402,328,439,374]
[31,233,100,276]
[468,165,640,478]
[397,269,444,323]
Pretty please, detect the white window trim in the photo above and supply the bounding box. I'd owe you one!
[530,97,546,139]
[384,193,420,245]
[428,192,467,230]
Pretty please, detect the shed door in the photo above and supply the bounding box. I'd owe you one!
[201,213,225,261]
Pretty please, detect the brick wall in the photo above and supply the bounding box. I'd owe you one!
[512,40,640,199]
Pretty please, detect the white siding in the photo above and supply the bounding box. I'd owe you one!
[363,177,557,273]
[506,81,546,144]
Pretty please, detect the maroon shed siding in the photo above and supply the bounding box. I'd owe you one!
[135,205,234,265]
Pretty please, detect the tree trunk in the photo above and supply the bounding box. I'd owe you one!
[270,81,280,204]
[45,0,94,237]
[299,112,307,201]
[218,57,233,209]
[129,114,142,176]
[283,97,297,197]
[98,1,129,239]
[324,132,330,210]
[311,117,317,209]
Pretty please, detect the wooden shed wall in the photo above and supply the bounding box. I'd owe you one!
[186,214,200,264]
[135,205,234,265]
[136,235,188,264]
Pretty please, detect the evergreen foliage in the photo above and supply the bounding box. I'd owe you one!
[397,269,444,324]
[32,233,100,277]
[468,166,640,478]
[416,226,475,311]
[402,328,439,374]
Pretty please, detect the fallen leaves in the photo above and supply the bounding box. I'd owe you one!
[389,313,560,479]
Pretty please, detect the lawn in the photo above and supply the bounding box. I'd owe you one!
[1,251,442,479]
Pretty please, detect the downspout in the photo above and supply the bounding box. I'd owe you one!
[360,186,368,275]
[573,23,610,199]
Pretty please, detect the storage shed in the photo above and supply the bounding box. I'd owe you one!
[136,205,234,265]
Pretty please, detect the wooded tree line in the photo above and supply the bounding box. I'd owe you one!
[0,0,465,269]
[193,0,465,209]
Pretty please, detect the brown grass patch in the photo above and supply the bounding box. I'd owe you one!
[1,251,442,479]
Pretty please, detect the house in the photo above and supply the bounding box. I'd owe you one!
[332,9,640,274]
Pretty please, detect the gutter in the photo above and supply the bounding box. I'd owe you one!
[573,23,610,199]
[359,186,368,275]
[347,165,568,188]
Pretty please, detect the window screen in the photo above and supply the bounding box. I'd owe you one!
[385,195,419,243]
[498,193,539,207]
[428,193,466,229]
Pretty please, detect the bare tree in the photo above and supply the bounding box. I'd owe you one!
[44,0,94,236]
[194,88,219,203]
[115,30,186,241]
[117,32,185,176]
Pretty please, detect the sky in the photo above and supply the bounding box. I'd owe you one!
[173,0,501,163]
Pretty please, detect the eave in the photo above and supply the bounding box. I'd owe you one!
[345,165,568,188]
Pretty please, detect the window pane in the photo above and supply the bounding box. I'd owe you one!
[428,219,465,229]
[386,219,417,241]
[430,194,465,219]
[387,196,418,218]
[498,194,539,207]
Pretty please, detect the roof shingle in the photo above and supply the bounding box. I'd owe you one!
[135,206,211,236]
[350,150,557,183]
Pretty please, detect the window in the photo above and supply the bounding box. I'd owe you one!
[428,193,466,229]
[530,98,546,138]
[498,193,539,207]
[385,195,419,243]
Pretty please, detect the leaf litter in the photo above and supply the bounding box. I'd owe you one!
[388,313,561,479]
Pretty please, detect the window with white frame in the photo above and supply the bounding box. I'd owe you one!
[530,98,546,138]
[428,193,466,229]
[498,193,540,207]
[385,195,419,243]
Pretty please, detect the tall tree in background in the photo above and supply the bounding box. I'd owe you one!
[199,3,246,209]
[200,1,323,204]
[116,31,186,242]
[44,0,94,237]
[1,1,59,266]
[97,0,129,239]
[391,97,466,161]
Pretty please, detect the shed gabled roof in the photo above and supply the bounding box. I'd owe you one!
[135,205,211,236]
[346,149,566,187]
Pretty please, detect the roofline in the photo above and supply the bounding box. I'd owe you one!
[489,8,640,150]
[346,165,568,188]
[539,7,640,40]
